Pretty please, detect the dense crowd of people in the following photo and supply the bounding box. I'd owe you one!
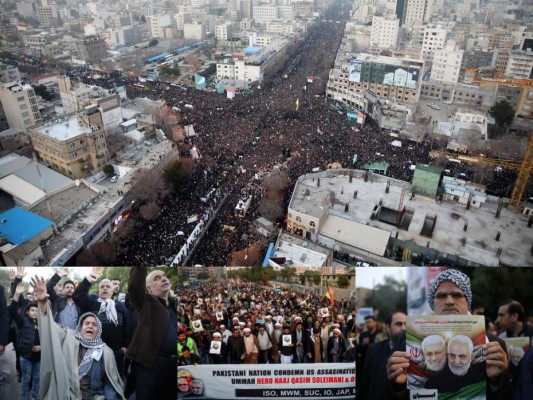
[0,267,176,400]
[177,280,356,366]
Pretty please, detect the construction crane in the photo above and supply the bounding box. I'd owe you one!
[429,134,533,210]
[465,69,533,89]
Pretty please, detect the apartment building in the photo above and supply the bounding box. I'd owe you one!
[432,40,463,84]
[0,82,42,132]
[421,25,447,63]
[505,50,533,79]
[370,15,399,50]
[76,35,107,63]
[29,110,110,179]
[403,0,433,27]
[0,63,21,84]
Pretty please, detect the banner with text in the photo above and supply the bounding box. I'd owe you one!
[178,363,355,399]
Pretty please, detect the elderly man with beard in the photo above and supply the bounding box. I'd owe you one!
[32,275,125,400]
[242,327,260,364]
[424,335,486,394]
[127,267,177,399]
[386,269,511,400]
[46,267,81,330]
[421,335,446,373]
[73,267,129,376]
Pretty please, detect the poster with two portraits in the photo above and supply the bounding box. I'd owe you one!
[407,315,487,400]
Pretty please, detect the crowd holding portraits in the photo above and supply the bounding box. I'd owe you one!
[177,280,356,366]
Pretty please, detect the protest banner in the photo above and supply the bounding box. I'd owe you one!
[178,363,355,400]
[503,337,530,368]
[407,315,486,400]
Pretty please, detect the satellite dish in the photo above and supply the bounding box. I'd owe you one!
[74,179,80,186]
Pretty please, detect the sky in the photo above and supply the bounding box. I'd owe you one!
[357,267,407,289]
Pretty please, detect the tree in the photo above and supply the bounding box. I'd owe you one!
[148,38,158,47]
[363,276,407,320]
[139,201,160,220]
[490,100,515,135]
[33,84,53,101]
[336,275,351,289]
[140,15,146,23]
[103,164,115,176]
[163,159,184,189]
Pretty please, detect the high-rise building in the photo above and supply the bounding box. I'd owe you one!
[370,15,399,50]
[0,82,42,132]
[0,63,21,84]
[421,25,447,63]
[403,0,432,27]
[432,40,463,84]
[29,110,110,179]
[76,35,107,63]
[505,50,533,80]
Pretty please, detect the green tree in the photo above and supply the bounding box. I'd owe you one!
[140,15,146,23]
[33,84,53,101]
[163,160,183,189]
[148,38,158,47]
[336,275,351,289]
[160,65,180,76]
[490,100,515,135]
[363,276,407,320]
[199,63,216,77]
[103,164,115,176]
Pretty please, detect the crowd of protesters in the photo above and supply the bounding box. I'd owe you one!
[0,267,176,400]
[177,279,356,366]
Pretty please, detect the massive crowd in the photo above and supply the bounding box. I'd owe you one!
[177,280,356,366]
[0,267,176,400]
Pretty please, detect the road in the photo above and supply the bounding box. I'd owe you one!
[0,343,22,400]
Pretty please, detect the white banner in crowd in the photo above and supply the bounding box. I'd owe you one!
[178,363,355,400]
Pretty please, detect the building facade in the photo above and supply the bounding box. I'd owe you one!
[0,82,42,132]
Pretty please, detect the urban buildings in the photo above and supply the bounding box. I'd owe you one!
[0,81,42,132]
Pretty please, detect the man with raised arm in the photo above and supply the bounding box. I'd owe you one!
[73,267,129,375]
[127,267,176,399]
[46,267,81,330]
[32,275,125,400]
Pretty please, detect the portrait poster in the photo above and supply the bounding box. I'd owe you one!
[210,341,221,354]
[320,308,330,318]
[216,312,224,321]
[407,315,486,400]
[192,319,204,332]
[282,335,293,347]
[503,337,530,368]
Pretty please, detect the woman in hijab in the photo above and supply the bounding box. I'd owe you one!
[31,275,125,400]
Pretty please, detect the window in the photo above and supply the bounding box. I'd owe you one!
[310,221,315,227]
[296,216,301,222]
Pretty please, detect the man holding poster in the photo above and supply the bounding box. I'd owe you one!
[386,269,512,400]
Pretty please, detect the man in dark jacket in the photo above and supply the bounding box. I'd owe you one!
[46,267,81,330]
[10,283,40,400]
[73,267,129,376]
[361,311,406,400]
[327,328,346,362]
[227,326,246,363]
[0,284,8,358]
[127,267,176,399]
[305,328,324,363]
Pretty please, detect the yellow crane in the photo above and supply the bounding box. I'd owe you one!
[429,134,533,210]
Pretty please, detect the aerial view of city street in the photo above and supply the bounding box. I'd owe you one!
[0,0,532,267]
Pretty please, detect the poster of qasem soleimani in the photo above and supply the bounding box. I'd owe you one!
[407,315,486,400]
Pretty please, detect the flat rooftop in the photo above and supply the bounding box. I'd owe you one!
[294,170,533,267]
[273,232,330,267]
[34,115,92,141]
[354,53,424,68]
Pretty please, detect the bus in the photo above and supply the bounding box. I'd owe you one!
[235,195,252,218]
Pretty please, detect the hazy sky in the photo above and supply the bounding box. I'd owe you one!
[357,267,407,289]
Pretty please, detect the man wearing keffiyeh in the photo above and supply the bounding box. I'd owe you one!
[73,267,130,377]
[32,275,125,400]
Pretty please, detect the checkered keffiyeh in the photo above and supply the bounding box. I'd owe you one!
[427,269,472,311]
[74,312,105,379]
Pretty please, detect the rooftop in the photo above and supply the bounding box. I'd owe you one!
[34,114,93,141]
[291,170,533,267]
[273,232,330,267]
[0,207,53,245]
[353,53,424,68]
